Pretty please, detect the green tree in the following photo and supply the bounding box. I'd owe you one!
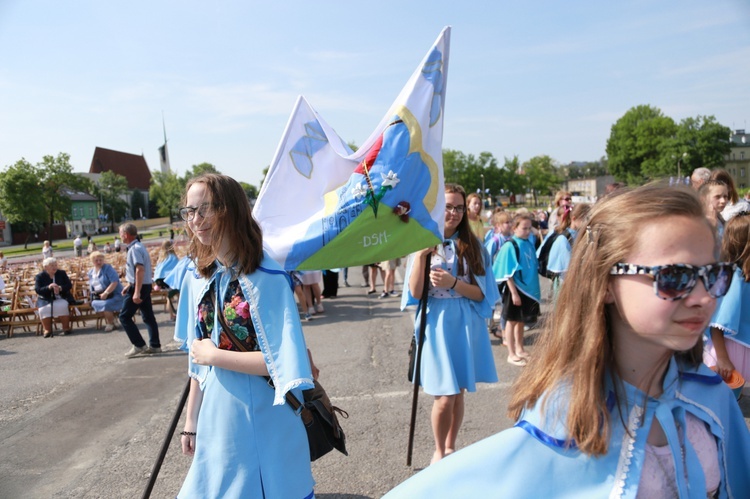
[523,155,562,206]
[185,162,220,180]
[0,159,47,247]
[37,153,90,236]
[239,181,258,201]
[130,189,148,219]
[654,116,731,178]
[564,158,610,179]
[500,155,527,204]
[94,171,130,232]
[150,171,186,219]
[606,105,677,184]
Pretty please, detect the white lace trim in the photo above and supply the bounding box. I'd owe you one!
[610,404,643,499]
[709,322,738,337]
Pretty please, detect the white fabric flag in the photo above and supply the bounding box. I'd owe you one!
[254,26,450,270]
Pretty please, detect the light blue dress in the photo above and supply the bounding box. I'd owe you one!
[401,234,499,395]
[385,359,750,498]
[87,264,124,313]
[492,236,541,302]
[174,255,315,499]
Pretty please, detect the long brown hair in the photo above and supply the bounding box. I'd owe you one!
[445,183,485,277]
[507,183,710,456]
[184,174,263,278]
[721,212,750,281]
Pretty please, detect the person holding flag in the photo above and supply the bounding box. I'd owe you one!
[401,183,499,464]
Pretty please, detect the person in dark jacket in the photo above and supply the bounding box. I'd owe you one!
[35,257,77,337]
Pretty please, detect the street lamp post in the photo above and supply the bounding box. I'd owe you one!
[675,152,688,181]
[480,174,485,205]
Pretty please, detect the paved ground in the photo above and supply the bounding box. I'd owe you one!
[0,268,748,498]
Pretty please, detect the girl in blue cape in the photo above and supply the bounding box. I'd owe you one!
[705,212,750,387]
[401,183,499,465]
[492,213,540,366]
[386,184,750,498]
[540,203,591,297]
[174,174,315,499]
[153,240,179,288]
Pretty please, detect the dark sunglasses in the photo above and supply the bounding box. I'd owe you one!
[610,262,735,301]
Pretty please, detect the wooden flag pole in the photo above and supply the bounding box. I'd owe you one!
[406,253,431,466]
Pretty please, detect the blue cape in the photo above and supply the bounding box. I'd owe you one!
[173,253,314,405]
[385,358,750,498]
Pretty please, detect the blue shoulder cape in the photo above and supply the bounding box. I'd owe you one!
[709,268,750,348]
[154,253,179,281]
[173,253,314,405]
[492,236,541,302]
[384,358,750,498]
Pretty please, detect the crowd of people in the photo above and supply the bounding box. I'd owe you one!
[5,167,749,497]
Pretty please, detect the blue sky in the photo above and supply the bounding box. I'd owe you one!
[1,1,748,188]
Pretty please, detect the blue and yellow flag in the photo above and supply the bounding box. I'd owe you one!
[254,27,450,270]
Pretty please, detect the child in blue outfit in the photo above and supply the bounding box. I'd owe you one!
[401,183,499,465]
[539,203,591,297]
[705,212,750,387]
[386,184,750,498]
[492,213,540,366]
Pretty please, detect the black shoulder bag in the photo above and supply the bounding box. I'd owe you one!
[214,291,348,461]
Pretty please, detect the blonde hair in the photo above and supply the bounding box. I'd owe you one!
[722,213,750,280]
[89,251,104,262]
[491,211,512,226]
[508,183,710,456]
[554,190,572,207]
[158,240,177,263]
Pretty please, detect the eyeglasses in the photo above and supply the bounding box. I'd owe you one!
[178,203,216,222]
[562,197,572,202]
[445,205,466,215]
[610,262,735,301]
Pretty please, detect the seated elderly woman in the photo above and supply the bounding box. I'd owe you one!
[88,251,124,332]
[35,257,76,337]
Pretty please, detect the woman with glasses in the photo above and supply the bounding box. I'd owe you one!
[386,183,750,497]
[174,174,316,499]
[401,183,499,465]
[547,190,573,231]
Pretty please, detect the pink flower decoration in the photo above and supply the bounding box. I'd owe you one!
[235,301,250,319]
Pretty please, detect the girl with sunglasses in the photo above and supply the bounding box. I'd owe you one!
[705,212,750,390]
[547,190,573,231]
[401,183,499,465]
[386,183,750,498]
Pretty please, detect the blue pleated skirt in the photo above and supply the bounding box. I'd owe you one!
[178,367,315,499]
[413,296,498,396]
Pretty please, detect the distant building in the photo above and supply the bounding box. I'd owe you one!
[726,129,750,190]
[64,189,100,236]
[82,146,152,219]
[563,175,615,203]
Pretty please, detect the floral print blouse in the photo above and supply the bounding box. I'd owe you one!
[197,279,259,352]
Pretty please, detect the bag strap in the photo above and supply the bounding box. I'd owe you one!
[508,239,524,284]
[211,286,304,411]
